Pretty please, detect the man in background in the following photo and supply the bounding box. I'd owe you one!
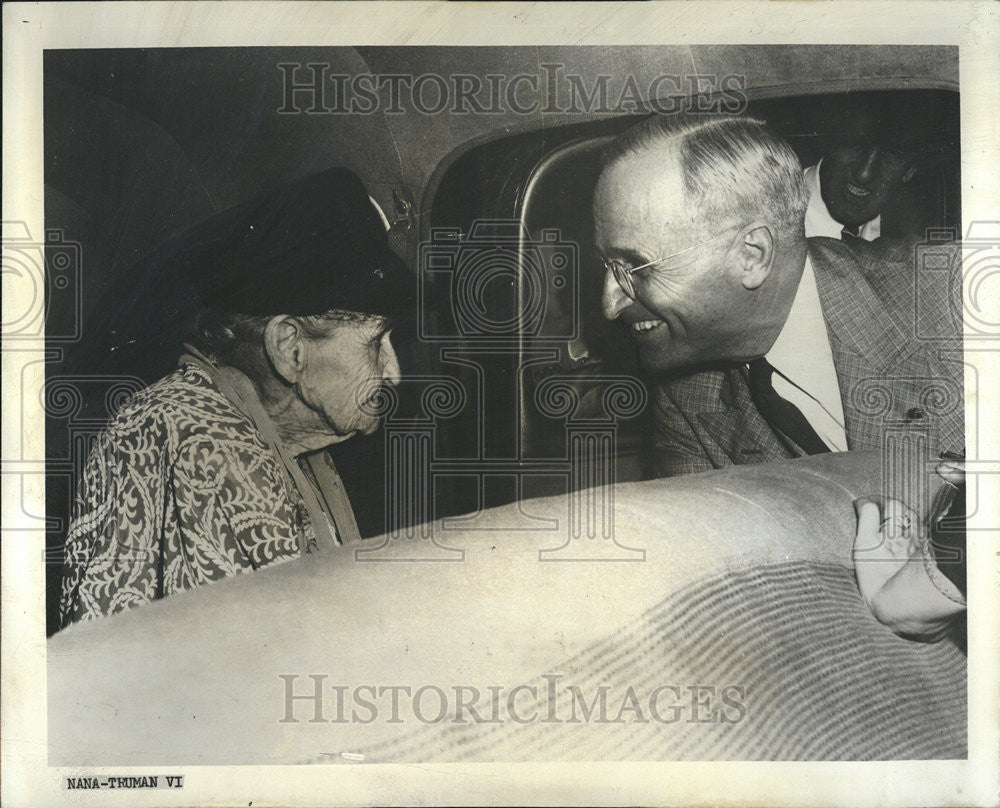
[803,102,921,241]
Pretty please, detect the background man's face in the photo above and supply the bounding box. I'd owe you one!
[819,132,917,229]
[593,151,750,375]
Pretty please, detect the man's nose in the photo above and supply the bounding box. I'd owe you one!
[854,146,881,184]
[382,336,402,387]
[601,268,630,321]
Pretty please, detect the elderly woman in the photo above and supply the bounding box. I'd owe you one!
[59,168,413,627]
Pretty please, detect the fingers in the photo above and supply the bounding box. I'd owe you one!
[853,495,880,512]
[853,498,882,551]
[936,459,966,487]
[880,498,919,541]
[853,496,919,613]
[853,496,897,610]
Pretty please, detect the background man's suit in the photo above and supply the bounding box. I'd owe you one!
[650,236,964,477]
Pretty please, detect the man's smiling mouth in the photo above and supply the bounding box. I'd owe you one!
[631,319,663,333]
[846,182,871,197]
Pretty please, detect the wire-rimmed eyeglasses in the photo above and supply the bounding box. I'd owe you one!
[601,223,745,299]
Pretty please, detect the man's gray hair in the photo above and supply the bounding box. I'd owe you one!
[603,113,809,237]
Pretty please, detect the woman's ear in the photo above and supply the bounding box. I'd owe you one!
[734,223,775,290]
[264,315,305,384]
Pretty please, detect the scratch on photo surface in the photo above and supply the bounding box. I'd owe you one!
[793,464,864,500]
[710,486,786,532]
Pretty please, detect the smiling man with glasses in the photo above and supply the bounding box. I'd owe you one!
[593,113,963,478]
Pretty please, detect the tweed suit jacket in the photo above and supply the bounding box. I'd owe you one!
[651,236,965,477]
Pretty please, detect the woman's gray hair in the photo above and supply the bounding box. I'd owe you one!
[193,309,371,381]
[602,113,809,239]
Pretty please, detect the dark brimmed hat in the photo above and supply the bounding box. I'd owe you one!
[180,168,414,319]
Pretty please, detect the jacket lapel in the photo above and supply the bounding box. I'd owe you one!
[695,368,798,465]
[808,239,911,375]
[808,238,917,448]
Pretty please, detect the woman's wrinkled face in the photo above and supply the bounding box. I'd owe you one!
[295,316,401,438]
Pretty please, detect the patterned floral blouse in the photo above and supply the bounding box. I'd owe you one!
[59,363,320,627]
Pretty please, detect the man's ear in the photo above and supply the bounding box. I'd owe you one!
[263,315,305,384]
[733,223,775,290]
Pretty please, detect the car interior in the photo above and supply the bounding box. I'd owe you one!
[41,46,961,634]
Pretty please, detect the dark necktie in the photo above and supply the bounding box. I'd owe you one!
[746,358,830,455]
[840,224,860,241]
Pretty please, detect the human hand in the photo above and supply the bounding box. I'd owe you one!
[935,457,965,488]
[853,487,965,638]
[853,496,921,610]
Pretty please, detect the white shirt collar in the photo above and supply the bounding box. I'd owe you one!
[767,255,824,375]
[803,161,880,241]
[762,254,848,452]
